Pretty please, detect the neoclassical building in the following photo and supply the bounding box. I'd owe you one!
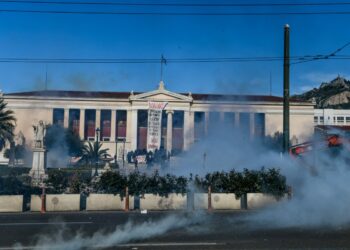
[2,81,315,160]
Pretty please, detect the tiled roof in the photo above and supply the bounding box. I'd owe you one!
[5,90,307,103]
[5,90,134,99]
[316,125,350,131]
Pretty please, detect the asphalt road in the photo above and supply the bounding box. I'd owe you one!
[0,211,350,249]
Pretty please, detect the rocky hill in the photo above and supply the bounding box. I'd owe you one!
[294,76,350,109]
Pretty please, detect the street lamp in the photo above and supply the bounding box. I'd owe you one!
[94,127,100,177]
[122,138,126,168]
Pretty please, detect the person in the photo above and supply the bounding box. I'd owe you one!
[134,155,138,171]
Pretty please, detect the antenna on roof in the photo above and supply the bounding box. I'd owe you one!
[160,54,167,82]
[269,71,272,96]
[45,64,48,91]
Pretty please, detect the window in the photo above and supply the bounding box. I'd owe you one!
[69,109,80,135]
[53,108,64,126]
[194,112,205,140]
[101,110,111,139]
[320,116,324,123]
[116,110,127,138]
[337,116,344,123]
[314,116,318,123]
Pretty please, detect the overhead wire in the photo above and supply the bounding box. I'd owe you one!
[291,42,350,65]
[0,55,349,64]
[2,9,350,16]
[1,0,350,7]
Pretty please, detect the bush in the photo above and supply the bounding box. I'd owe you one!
[0,175,41,195]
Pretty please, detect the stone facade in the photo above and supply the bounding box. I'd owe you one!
[2,82,315,162]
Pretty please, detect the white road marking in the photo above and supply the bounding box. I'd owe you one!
[117,242,223,247]
[0,242,223,249]
[0,221,92,226]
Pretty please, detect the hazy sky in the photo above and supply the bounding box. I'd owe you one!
[1,0,350,96]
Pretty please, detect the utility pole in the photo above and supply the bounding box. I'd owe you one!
[283,24,290,154]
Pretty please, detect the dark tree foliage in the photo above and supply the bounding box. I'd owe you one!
[0,175,41,195]
[94,171,127,195]
[0,98,16,151]
[96,171,188,197]
[68,171,92,194]
[4,144,28,165]
[194,168,287,198]
[80,141,109,166]
[45,169,91,194]
[1,167,287,198]
[45,169,69,194]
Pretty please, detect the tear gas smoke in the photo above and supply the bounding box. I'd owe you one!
[165,117,350,228]
[15,213,204,250]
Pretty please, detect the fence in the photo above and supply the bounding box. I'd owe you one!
[0,192,288,212]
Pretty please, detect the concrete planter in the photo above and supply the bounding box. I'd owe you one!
[0,195,23,212]
[46,194,80,211]
[140,194,187,210]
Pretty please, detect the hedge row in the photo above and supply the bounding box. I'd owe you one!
[0,167,287,198]
[95,168,287,198]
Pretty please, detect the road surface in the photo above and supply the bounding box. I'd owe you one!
[0,211,349,249]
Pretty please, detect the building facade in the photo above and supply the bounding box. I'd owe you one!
[2,82,315,160]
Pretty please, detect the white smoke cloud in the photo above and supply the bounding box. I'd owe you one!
[15,212,204,250]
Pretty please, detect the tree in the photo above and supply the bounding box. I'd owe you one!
[95,171,127,194]
[0,97,16,151]
[80,141,109,166]
[3,144,28,166]
[45,169,69,193]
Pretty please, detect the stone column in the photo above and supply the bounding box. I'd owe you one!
[79,109,85,140]
[220,112,225,122]
[250,113,255,139]
[234,112,240,128]
[127,109,138,150]
[166,110,174,153]
[184,110,194,151]
[95,109,101,140]
[205,112,209,136]
[63,108,69,128]
[110,110,116,142]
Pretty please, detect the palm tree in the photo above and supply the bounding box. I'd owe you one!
[81,141,109,166]
[0,97,16,151]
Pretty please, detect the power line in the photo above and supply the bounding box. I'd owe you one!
[292,42,350,65]
[0,55,349,64]
[2,9,350,16]
[2,0,350,7]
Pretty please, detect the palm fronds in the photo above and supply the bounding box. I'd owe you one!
[0,98,16,151]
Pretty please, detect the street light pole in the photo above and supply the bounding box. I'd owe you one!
[94,127,100,176]
[283,24,290,154]
[122,138,126,168]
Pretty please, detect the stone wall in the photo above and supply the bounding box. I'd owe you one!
[0,195,23,212]
[86,194,133,211]
[46,194,80,211]
[211,193,241,210]
[140,194,187,210]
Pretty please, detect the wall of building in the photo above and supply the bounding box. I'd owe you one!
[2,93,315,161]
[11,108,53,143]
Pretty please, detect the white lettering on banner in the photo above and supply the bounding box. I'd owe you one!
[147,101,167,152]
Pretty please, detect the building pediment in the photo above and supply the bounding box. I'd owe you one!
[129,81,193,103]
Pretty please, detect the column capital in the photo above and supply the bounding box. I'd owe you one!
[166,110,174,115]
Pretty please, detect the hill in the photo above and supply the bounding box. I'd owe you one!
[294,76,350,109]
